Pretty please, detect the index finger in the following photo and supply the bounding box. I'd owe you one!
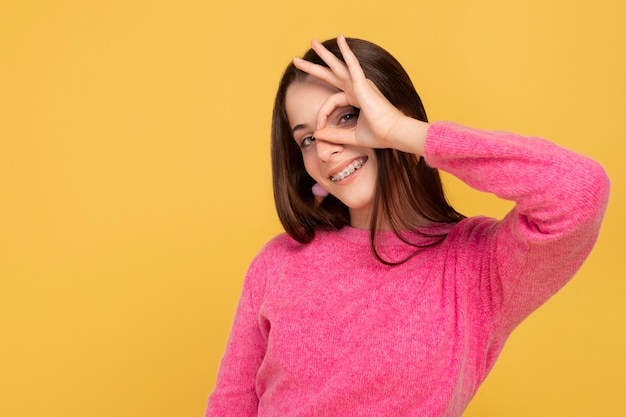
[315,91,351,131]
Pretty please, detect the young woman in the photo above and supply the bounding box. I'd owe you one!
[206,35,610,416]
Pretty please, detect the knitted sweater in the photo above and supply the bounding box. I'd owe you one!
[206,122,610,417]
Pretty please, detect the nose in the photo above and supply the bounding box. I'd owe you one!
[315,139,343,162]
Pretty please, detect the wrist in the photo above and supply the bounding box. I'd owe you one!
[392,116,428,156]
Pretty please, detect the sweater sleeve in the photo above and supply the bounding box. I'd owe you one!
[423,122,610,335]
[205,249,269,416]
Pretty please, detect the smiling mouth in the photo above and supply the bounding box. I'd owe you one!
[330,157,368,182]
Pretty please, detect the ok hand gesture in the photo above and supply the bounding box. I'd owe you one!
[293,35,428,156]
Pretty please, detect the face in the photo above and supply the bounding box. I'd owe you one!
[285,77,378,229]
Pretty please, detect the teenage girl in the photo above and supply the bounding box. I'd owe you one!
[206,35,609,417]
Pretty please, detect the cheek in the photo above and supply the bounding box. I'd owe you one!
[370,157,379,179]
[301,153,321,180]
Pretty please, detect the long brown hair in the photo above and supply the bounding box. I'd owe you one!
[271,37,465,265]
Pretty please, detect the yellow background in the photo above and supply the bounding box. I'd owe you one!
[1,1,624,416]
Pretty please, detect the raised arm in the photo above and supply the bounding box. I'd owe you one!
[424,122,610,334]
[295,34,610,335]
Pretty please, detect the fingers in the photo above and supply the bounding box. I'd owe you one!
[293,57,341,88]
[316,91,351,130]
[336,34,366,82]
[310,38,351,80]
[293,35,365,90]
[314,91,358,146]
[292,37,349,90]
[314,126,356,145]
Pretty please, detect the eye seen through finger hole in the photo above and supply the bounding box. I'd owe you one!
[299,106,360,150]
[333,106,359,128]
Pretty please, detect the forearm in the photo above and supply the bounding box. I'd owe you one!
[388,115,429,156]
[423,121,609,237]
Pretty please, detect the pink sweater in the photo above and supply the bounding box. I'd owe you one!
[206,122,609,416]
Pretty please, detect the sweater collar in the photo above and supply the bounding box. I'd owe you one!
[330,222,456,247]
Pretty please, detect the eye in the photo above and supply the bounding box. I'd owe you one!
[300,135,316,148]
[337,107,360,126]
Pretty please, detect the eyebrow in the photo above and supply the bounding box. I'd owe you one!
[291,123,309,134]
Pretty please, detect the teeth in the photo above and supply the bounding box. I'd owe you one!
[330,158,367,182]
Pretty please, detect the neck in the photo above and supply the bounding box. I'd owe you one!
[349,206,374,230]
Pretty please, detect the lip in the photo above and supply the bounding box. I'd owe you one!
[328,157,368,182]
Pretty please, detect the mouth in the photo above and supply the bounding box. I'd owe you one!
[330,157,368,182]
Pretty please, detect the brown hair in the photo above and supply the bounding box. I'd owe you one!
[271,37,465,265]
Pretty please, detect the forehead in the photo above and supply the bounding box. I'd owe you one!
[285,77,340,127]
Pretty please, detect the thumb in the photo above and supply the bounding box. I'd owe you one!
[313,127,356,145]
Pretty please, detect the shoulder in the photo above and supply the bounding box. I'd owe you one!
[248,232,314,272]
[257,232,306,257]
[251,227,375,274]
[240,233,303,294]
[444,216,500,244]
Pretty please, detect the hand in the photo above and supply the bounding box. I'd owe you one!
[293,35,428,155]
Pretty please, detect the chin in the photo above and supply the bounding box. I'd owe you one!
[341,198,374,214]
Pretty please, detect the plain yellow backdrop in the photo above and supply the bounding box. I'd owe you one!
[1,1,624,416]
